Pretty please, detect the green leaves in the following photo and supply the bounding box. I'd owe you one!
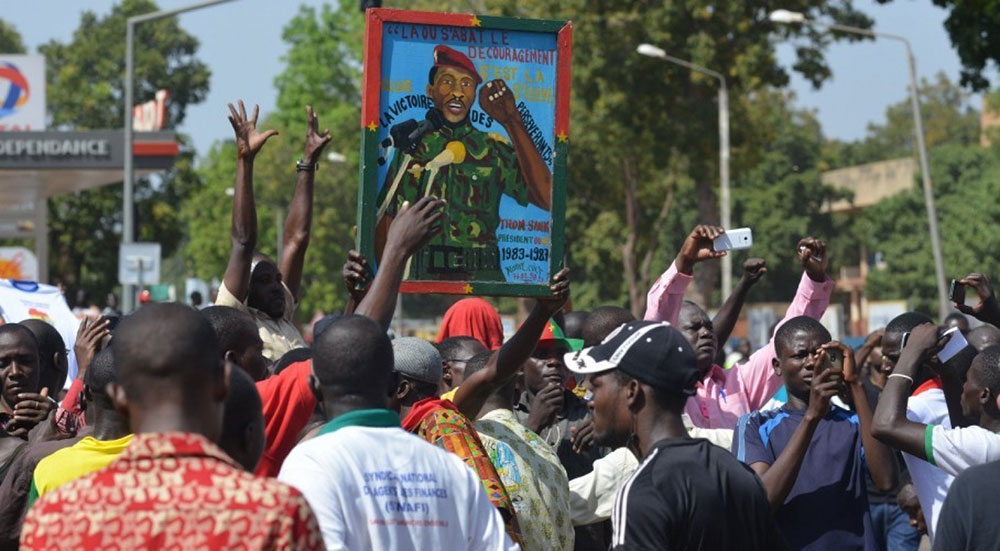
[19,1,210,297]
[863,145,1000,314]
[185,4,364,319]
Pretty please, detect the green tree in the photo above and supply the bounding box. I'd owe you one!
[390,0,877,315]
[875,0,1000,91]
[0,19,26,53]
[183,4,364,318]
[731,89,851,299]
[824,72,981,169]
[862,145,1000,313]
[38,0,209,298]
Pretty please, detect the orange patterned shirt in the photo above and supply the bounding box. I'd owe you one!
[401,397,524,548]
[21,432,323,551]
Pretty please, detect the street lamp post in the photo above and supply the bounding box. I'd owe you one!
[637,44,733,298]
[769,9,950,319]
[123,0,237,313]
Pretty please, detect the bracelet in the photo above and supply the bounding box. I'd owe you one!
[887,373,914,384]
[296,159,317,172]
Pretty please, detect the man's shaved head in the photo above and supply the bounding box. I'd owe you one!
[886,312,934,338]
[677,301,716,375]
[582,306,635,347]
[562,311,589,341]
[20,319,68,394]
[202,306,268,381]
[84,348,117,413]
[312,315,393,404]
[220,367,265,472]
[110,304,228,441]
[0,324,40,408]
[775,316,831,356]
[249,253,285,320]
[967,325,1000,352]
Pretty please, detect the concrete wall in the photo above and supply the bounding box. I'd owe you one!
[822,157,917,213]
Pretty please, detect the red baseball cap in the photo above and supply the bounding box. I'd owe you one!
[433,45,483,85]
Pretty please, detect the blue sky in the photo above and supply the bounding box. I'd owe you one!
[2,0,991,158]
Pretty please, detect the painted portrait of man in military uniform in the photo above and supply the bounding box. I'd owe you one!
[375,45,553,282]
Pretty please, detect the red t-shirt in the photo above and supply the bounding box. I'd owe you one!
[254,361,316,477]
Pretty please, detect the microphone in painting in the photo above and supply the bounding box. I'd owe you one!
[378,108,446,165]
[423,141,467,198]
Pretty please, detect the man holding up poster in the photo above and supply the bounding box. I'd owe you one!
[377,45,552,282]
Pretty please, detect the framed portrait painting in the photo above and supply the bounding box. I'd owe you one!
[356,8,572,296]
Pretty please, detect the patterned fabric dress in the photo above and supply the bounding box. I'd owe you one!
[21,432,323,551]
[401,397,524,548]
[477,407,575,551]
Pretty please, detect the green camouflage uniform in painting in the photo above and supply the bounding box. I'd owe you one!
[378,120,529,281]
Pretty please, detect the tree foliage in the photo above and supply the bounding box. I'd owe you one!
[183,4,364,319]
[389,0,878,314]
[31,0,209,298]
[824,73,981,169]
[0,19,26,54]
[875,0,1000,91]
[862,145,1000,314]
[730,90,851,300]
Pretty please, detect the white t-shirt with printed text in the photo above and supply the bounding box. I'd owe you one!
[278,425,517,551]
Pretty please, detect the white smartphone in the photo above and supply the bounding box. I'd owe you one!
[713,228,753,252]
[938,327,969,363]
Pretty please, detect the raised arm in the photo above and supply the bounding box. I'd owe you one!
[955,273,1000,328]
[713,258,766,346]
[872,323,945,459]
[752,367,840,511]
[222,101,278,301]
[644,225,725,323]
[353,197,444,330]
[854,329,884,369]
[479,79,551,210]
[736,237,834,409]
[829,341,897,492]
[454,269,570,419]
[281,105,332,301]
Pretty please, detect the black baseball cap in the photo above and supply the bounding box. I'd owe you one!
[564,321,700,396]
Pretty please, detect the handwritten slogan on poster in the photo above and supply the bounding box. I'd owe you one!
[374,22,558,285]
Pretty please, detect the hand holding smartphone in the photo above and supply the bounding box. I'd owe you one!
[950,279,966,305]
[712,227,753,252]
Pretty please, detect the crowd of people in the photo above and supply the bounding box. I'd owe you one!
[0,99,997,551]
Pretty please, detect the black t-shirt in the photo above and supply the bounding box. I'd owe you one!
[612,437,788,551]
[933,460,1000,550]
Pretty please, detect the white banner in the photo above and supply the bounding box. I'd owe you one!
[0,55,45,131]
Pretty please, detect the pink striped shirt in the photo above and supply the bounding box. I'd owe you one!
[643,262,834,429]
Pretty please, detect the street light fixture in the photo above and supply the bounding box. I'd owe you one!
[637,44,733,298]
[123,0,238,313]
[768,9,949,319]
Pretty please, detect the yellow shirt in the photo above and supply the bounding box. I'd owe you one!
[440,387,459,402]
[215,281,305,361]
[30,434,134,504]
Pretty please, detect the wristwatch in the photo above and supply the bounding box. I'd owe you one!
[296,159,317,172]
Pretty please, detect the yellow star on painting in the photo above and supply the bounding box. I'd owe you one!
[367,121,378,132]
[557,131,568,143]
[463,284,474,294]
[470,15,482,27]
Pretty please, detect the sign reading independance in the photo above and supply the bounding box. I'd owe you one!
[358,10,572,297]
